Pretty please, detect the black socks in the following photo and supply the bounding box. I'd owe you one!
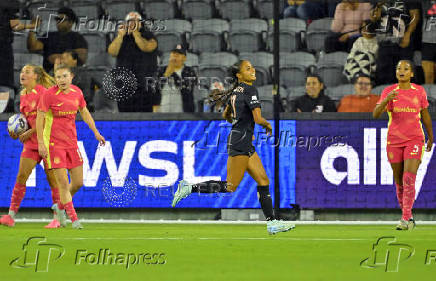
[257,186,275,221]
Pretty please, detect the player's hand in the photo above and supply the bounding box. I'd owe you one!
[264,122,273,136]
[385,90,398,102]
[95,133,106,146]
[19,129,33,143]
[38,142,48,159]
[8,129,18,140]
[426,138,433,152]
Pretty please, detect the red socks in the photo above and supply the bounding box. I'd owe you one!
[63,201,78,222]
[402,172,416,221]
[9,183,26,213]
[395,183,404,209]
[51,188,60,206]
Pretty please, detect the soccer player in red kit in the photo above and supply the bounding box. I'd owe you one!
[36,64,105,229]
[0,64,62,228]
[373,60,434,230]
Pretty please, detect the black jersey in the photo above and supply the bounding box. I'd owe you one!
[228,82,261,134]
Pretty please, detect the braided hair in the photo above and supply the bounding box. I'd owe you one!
[208,60,245,108]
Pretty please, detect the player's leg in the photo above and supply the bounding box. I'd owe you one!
[401,143,425,230]
[0,157,37,227]
[67,166,84,228]
[69,165,83,196]
[53,168,81,228]
[44,169,62,228]
[390,162,404,209]
[247,152,295,234]
[171,155,249,207]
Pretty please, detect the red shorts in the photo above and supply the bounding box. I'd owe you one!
[386,141,425,163]
[21,146,43,163]
[44,147,83,169]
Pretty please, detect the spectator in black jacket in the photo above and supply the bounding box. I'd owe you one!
[152,45,197,113]
[292,73,337,112]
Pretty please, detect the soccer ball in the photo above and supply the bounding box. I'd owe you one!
[8,113,29,136]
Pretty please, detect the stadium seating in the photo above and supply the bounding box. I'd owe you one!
[155,19,191,53]
[104,1,137,20]
[198,52,238,85]
[267,18,306,52]
[229,19,268,53]
[143,0,176,20]
[239,52,273,86]
[317,51,348,87]
[181,0,215,20]
[328,84,354,102]
[279,51,316,88]
[372,84,389,95]
[12,34,28,53]
[219,0,251,20]
[256,0,285,19]
[82,33,108,53]
[190,19,229,53]
[14,53,44,71]
[72,1,102,19]
[86,52,116,69]
[306,18,333,53]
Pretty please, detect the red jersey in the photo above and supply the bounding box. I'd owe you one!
[20,84,46,149]
[38,84,86,150]
[378,83,429,146]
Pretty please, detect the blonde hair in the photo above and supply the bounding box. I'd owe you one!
[24,64,56,89]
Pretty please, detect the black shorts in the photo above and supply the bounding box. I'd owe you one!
[227,129,256,157]
[422,43,436,62]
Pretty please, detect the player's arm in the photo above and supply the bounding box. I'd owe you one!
[421,108,434,152]
[373,90,398,119]
[36,110,47,158]
[79,106,105,146]
[222,104,232,123]
[132,31,157,53]
[252,108,272,135]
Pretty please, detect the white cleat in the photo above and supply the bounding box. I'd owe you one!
[171,180,192,207]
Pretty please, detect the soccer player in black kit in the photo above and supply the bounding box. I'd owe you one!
[172,60,295,234]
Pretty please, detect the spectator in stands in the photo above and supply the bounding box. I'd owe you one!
[27,7,88,72]
[324,0,372,53]
[152,45,197,113]
[108,11,158,112]
[284,0,339,21]
[292,73,336,112]
[371,0,421,85]
[422,0,436,84]
[54,50,94,111]
[1,1,38,112]
[337,74,379,112]
[344,20,378,82]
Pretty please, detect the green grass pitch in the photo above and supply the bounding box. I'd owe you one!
[1,223,436,281]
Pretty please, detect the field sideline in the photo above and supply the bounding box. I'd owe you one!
[1,223,435,281]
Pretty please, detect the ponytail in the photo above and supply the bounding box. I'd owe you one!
[208,60,244,108]
[25,64,56,88]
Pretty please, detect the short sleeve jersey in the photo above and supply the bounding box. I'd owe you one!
[228,83,261,134]
[378,83,429,146]
[38,84,86,149]
[20,84,46,149]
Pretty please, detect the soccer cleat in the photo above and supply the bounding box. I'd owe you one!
[44,219,60,229]
[52,204,67,227]
[407,218,416,230]
[0,215,15,227]
[171,180,192,207]
[396,219,408,230]
[72,220,83,229]
[267,220,295,235]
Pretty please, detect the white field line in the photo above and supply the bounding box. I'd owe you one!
[12,219,436,225]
